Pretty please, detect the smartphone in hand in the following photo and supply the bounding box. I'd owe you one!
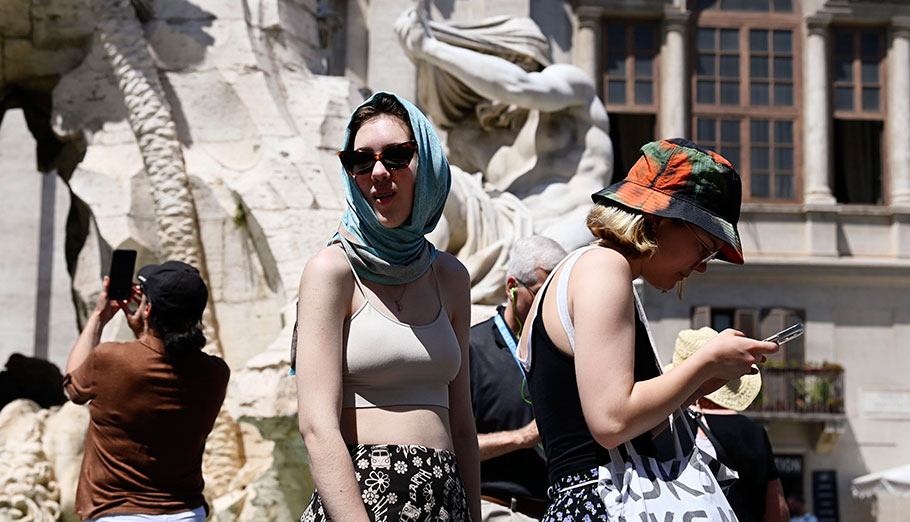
[108,249,137,301]
[763,323,804,345]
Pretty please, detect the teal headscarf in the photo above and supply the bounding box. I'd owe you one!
[332,92,451,285]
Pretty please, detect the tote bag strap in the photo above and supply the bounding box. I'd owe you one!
[691,410,733,466]
[631,286,698,449]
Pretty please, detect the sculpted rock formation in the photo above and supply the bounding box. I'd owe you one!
[41,402,90,522]
[0,400,62,521]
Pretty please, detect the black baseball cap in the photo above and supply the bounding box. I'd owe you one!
[137,261,208,319]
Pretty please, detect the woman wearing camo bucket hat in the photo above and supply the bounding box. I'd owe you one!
[664,327,790,522]
[517,138,779,521]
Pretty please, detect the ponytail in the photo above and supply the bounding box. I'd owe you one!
[148,312,206,367]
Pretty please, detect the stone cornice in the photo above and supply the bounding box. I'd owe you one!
[740,202,910,217]
[576,5,603,21]
[573,0,672,16]
[806,14,833,36]
[892,16,910,37]
[663,6,690,30]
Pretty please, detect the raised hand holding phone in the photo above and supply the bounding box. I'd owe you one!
[763,323,804,345]
[695,329,780,381]
[119,283,149,338]
[108,249,137,301]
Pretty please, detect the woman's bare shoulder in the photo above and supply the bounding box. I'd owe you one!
[300,245,352,286]
[432,251,470,283]
[567,247,634,300]
[574,246,632,277]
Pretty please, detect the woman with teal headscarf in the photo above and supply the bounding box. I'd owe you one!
[295,92,480,522]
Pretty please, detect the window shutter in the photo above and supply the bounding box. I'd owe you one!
[761,308,789,364]
[734,308,760,339]
[692,306,711,328]
[784,309,805,363]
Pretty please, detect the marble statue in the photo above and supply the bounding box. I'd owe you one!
[0,400,61,521]
[395,6,614,302]
[41,402,90,522]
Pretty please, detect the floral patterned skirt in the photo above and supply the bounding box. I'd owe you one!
[300,443,470,522]
[542,469,608,522]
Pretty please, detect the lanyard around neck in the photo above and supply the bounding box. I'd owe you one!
[494,312,527,379]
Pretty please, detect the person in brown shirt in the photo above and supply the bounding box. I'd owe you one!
[64,261,229,521]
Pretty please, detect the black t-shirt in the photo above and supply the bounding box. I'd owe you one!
[469,308,548,501]
[700,413,780,522]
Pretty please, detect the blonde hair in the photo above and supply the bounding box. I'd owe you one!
[586,205,659,259]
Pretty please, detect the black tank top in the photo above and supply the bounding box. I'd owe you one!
[525,282,661,485]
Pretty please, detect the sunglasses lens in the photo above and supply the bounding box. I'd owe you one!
[380,143,415,169]
[338,142,416,175]
[351,158,375,175]
[339,151,374,175]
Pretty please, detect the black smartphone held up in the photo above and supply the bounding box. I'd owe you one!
[763,323,804,345]
[108,249,137,301]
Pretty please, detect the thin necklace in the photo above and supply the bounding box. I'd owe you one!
[391,282,408,312]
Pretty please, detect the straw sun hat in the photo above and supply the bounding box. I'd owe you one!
[666,327,762,411]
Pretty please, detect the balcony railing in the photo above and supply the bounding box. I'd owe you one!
[747,365,845,414]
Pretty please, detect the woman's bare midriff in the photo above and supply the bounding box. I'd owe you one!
[340,405,454,451]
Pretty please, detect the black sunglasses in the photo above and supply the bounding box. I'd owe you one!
[337,141,417,176]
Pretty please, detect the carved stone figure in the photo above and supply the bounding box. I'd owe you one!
[434,169,534,304]
[42,402,90,522]
[395,6,614,300]
[0,400,61,521]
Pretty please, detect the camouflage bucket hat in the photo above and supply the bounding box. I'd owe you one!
[592,138,744,264]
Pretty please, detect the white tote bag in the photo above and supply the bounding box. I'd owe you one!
[594,289,740,521]
[596,423,739,521]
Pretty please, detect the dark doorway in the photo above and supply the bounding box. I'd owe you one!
[775,453,804,500]
[833,119,883,204]
[608,113,656,184]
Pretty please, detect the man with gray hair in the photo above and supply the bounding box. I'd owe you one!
[469,236,567,521]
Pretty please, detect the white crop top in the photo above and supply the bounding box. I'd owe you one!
[341,255,461,408]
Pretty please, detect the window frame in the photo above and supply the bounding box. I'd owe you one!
[691,10,803,203]
[695,0,795,14]
[829,26,888,206]
[602,19,662,115]
[830,27,887,121]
